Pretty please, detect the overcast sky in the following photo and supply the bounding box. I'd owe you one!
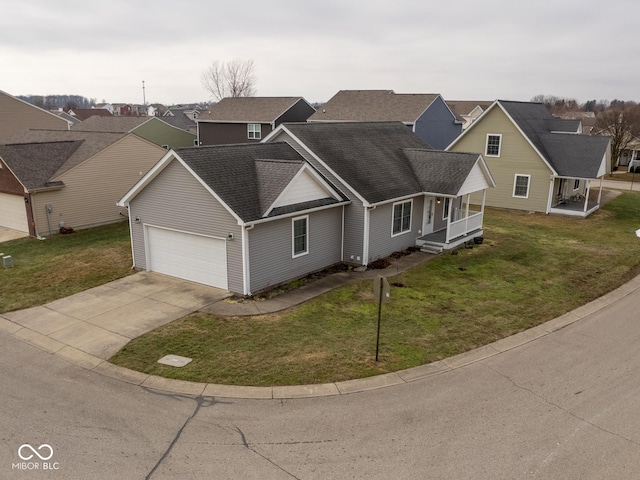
[1,0,637,106]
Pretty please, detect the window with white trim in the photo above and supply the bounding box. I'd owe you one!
[485,134,502,157]
[292,216,308,257]
[248,123,261,139]
[573,179,580,190]
[513,174,530,198]
[392,200,412,236]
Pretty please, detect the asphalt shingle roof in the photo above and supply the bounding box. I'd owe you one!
[283,122,431,204]
[173,142,343,222]
[0,141,83,189]
[308,90,440,123]
[6,130,126,178]
[72,116,150,132]
[499,101,609,178]
[403,150,481,195]
[198,97,311,123]
[445,100,492,122]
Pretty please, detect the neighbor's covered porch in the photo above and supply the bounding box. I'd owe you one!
[416,191,487,253]
[548,176,603,218]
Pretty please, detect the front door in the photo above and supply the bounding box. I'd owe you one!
[422,197,434,235]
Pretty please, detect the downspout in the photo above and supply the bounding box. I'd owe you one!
[46,203,53,236]
[363,205,374,265]
[341,205,345,262]
[242,224,254,296]
[546,175,555,214]
[28,192,39,238]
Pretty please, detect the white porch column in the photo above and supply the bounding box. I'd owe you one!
[597,177,604,204]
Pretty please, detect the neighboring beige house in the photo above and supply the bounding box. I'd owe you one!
[0,89,70,143]
[447,100,611,217]
[0,130,166,236]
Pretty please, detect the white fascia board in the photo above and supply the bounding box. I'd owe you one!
[476,154,497,187]
[369,192,425,207]
[247,200,350,227]
[269,125,370,206]
[445,100,500,151]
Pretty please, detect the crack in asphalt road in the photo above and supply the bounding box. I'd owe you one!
[233,425,302,480]
[143,392,221,480]
[484,364,640,446]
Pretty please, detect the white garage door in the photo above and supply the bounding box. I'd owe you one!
[146,226,228,289]
[0,193,29,233]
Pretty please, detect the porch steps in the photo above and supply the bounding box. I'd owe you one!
[419,244,443,254]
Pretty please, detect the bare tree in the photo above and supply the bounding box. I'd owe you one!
[200,59,256,101]
[596,105,640,172]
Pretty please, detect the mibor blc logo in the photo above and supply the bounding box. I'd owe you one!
[12,443,60,471]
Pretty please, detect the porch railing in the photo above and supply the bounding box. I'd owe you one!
[447,211,483,243]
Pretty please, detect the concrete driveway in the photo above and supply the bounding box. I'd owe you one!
[0,227,28,243]
[0,272,228,359]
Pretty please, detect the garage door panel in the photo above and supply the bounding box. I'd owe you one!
[146,226,228,289]
[0,193,29,233]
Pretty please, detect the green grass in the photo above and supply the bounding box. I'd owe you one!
[111,192,640,386]
[0,221,134,313]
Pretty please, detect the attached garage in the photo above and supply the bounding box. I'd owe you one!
[0,192,29,233]
[145,226,228,289]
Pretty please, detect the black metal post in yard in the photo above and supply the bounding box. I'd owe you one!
[375,280,383,362]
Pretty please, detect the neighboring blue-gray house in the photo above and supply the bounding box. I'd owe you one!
[308,90,460,149]
[119,122,495,295]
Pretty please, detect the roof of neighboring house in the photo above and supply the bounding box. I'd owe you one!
[445,100,493,122]
[0,141,83,189]
[53,110,82,126]
[160,113,197,132]
[280,122,435,204]
[70,108,113,120]
[72,116,150,132]
[172,142,346,222]
[197,97,313,123]
[538,133,610,178]
[403,150,485,195]
[307,90,441,123]
[6,130,126,179]
[499,101,607,176]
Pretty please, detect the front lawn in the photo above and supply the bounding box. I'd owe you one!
[0,221,134,313]
[111,192,640,386]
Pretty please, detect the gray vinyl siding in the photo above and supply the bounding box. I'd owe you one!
[31,135,166,236]
[129,159,243,293]
[414,96,461,150]
[367,196,424,262]
[248,207,342,293]
[267,130,365,264]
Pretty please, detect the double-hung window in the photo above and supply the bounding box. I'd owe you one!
[292,216,308,257]
[248,123,261,139]
[485,134,502,157]
[513,174,530,198]
[392,200,412,236]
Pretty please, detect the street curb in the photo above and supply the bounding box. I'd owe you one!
[5,273,640,400]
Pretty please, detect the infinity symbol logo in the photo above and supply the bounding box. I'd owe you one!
[18,444,54,461]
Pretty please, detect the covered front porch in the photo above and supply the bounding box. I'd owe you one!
[548,176,604,218]
[416,191,486,253]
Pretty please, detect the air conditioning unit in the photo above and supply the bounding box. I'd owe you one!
[2,255,13,268]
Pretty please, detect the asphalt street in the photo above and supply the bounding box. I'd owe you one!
[2,282,640,479]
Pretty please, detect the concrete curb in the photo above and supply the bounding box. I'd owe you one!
[4,273,640,400]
